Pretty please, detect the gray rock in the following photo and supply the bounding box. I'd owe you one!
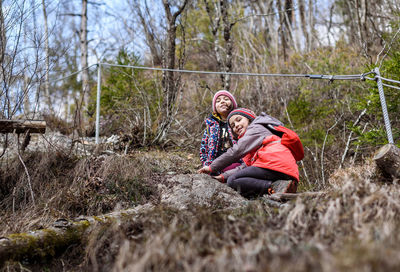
[158,174,247,210]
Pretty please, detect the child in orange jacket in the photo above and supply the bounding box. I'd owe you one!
[199,108,300,198]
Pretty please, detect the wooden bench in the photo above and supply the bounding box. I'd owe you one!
[0,119,46,134]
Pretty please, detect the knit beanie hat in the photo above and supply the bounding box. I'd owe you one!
[227,108,256,125]
[212,90,238,113]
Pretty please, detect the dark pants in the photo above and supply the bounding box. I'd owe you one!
[227,166,292,198]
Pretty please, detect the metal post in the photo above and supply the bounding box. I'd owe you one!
[375,67,394,144]
[95,63,101,144]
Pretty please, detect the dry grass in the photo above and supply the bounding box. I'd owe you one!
[3,150,400,271]
[74,160,400,271]
[0,149,198,236]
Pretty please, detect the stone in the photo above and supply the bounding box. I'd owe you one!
[158,174,247,210]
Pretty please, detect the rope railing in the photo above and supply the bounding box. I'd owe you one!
[41,63,396,144]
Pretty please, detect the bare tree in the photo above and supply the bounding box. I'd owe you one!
[203,0,236,90]
[298,0,309,51]
[131,0,162,66]
[0,0,41,160]
[0,0,39,119]
[153,0,189,144]
[308,0,315,51]
[62,0,91,134]
[42,0,51,111]
[80,0,89,131]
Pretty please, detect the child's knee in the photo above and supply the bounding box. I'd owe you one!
[227,176,235,188]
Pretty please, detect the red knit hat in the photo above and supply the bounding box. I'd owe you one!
[227,108,256,125]
[212,90,238,113]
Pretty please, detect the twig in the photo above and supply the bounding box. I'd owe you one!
[340,108,366,168]
[351,122,369,165]
[376,26,400,68]
[12,187,16,214]
[16,133,35,206]
[321,116,342,185]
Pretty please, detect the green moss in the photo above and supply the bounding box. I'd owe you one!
[2,220,94,265]
[92,216,104,222]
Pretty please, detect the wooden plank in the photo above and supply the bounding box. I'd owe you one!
[0,120,46,134]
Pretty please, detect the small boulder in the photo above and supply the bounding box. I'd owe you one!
[158,174,247,210]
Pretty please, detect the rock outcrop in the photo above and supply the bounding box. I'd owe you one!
[159,174,247,210]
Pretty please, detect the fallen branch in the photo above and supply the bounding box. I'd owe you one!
[267,191,326,202]
[0,204,153,266]
[261,197,289,208]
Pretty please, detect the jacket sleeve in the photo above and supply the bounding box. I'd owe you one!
[221,163,247,180]
[209,124,268,173]
[204,123,220,166]
[199,128,209,166]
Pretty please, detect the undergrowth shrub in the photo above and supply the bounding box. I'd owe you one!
[88,50,160,146]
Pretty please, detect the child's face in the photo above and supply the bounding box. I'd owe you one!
[229,115,250,137]
[215,95,232,117]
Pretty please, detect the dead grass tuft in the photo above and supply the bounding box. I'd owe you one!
[3,152,400,271]
[74,160,400,271]
[0,149,198,236]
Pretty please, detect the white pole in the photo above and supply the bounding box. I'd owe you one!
[95,63,101,144]
[375,67,394,144]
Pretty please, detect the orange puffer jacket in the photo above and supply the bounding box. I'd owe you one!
[209,112,299,181]
[241,134,299,181]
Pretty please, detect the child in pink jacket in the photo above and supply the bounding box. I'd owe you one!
[199,90,240,171]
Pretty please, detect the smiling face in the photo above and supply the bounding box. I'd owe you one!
[214,95,233,119]
[229,114,250,137]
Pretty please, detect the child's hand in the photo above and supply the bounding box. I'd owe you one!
[213,175,225,183]
[198,166,211,174]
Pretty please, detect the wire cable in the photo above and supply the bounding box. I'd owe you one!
[48,64,98,84]
[382,83,400,91]
[376,75,400,85]
[99,62,365,80]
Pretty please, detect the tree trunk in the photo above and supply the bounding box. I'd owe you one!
[221,0,232,90]
[204,0,234,90]
[80,0,89,131]
[308,0,315,51]
[284,0,298,52]
[344,0,358,45]
[154,0,188,144]
[276,0,288,60]
[133,0,162,66]
[298,0,308,51]
[0,0,5,71]
[42,0,51,112]
[373,144,400,180]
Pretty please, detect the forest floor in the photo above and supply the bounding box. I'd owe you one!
[1,132,400,271]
